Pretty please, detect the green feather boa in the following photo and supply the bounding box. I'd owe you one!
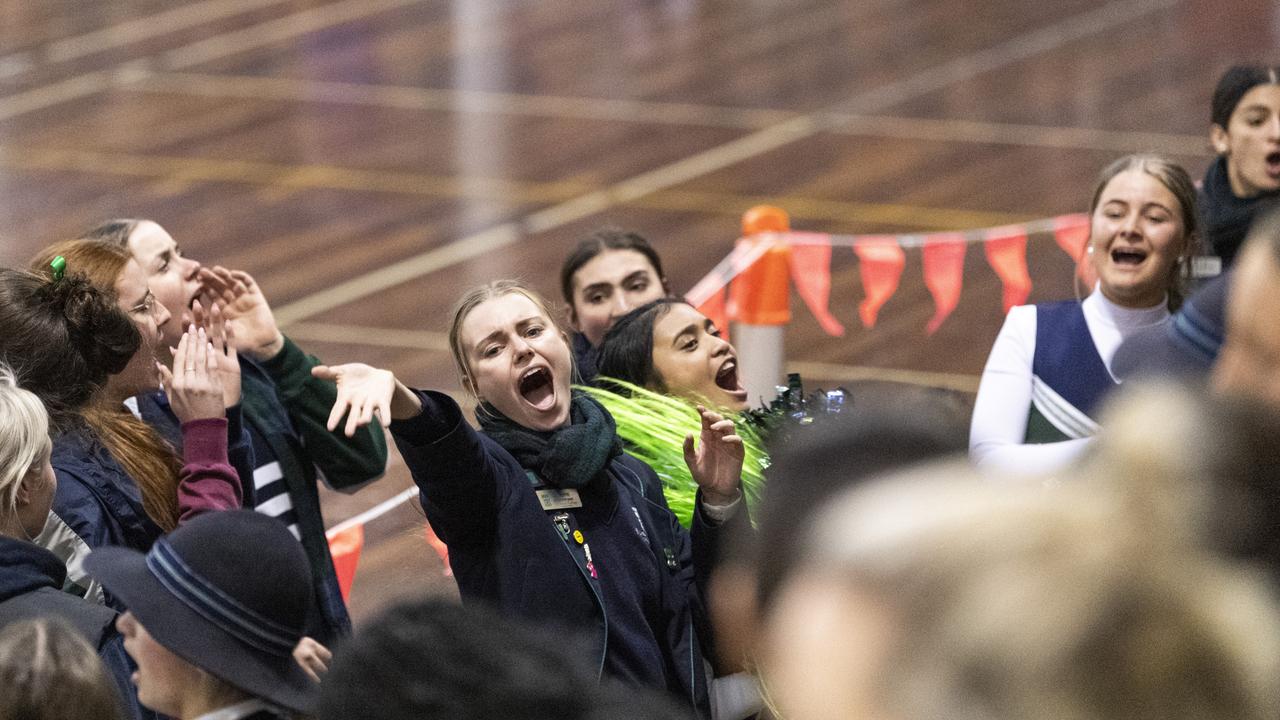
[579,379,768,528]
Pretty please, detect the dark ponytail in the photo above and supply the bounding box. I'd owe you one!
[41,274,137,376]
[559,229,668,305]
[1211,65,1280,129]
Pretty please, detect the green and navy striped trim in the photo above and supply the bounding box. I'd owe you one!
[1030,375,1100,441]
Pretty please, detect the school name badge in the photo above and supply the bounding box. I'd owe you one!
[537,488,583,511]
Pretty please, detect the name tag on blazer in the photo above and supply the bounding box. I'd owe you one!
[536,488,583,511]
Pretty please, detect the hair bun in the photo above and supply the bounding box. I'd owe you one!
[37,272,138,377]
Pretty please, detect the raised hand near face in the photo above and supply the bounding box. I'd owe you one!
[198,266,285,362]
[158,325,226,425]
[312,363,422,437]
[682,405,744,507]
[189,299,241,408]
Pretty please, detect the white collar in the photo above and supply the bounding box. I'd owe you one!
[193,698,274,720]
[1084,285,1169,330]
[123,395,142,420]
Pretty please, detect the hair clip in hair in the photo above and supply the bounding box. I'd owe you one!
[50,256,66,281]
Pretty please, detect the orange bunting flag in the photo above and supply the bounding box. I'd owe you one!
[853,237,906,328]
[326,524,365,603]
[1053,213,1097,289]
[921,234,967,334]
[983,226,1032,313]
[787,233,845,337]
[1052,213,1089,260]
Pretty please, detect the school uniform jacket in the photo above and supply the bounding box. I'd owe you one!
[38,416,250,608]
[390,390,735,719]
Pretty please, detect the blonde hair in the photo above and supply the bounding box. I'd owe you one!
[786,394,1280,720]
[30,240,181,531]
[0,618,125,720]
[446,280,569,399]
[0,363,51,517]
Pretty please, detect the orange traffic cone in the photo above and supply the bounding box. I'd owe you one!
[327,524,364,604]
[729,206,792,405]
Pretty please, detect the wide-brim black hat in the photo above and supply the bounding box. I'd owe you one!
[1113,270,1232,382]
[85,510,317,714]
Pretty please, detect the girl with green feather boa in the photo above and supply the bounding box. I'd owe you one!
[582,378,768,528]
[586,299,777,528]
[590,298,852,718]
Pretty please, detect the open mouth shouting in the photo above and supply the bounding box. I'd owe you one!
[1110,246,1149,268]
[1266,150,1280,180]
[715,357,750,404]
[518,366,557,411]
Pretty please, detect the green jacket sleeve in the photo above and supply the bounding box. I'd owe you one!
[257,335,389,491]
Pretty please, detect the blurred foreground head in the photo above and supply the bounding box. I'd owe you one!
[756,384,1280,720]
[318,598,692,720]
[706,382,970,675]
[1215,203,1280,408]
[0,618,125,720]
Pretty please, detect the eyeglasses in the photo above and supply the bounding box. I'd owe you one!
[130,292,158,317]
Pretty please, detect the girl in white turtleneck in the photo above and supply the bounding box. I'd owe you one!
[970,155,1199,475]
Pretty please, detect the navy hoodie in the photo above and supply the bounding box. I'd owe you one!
[0,536,148,719]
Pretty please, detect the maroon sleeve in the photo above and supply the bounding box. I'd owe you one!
[176,417,244,523]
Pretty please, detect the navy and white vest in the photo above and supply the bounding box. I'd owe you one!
[1025,300,1115,444]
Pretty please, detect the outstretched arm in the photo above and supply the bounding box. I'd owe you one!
[202,266,388,489]
[311,365,504,552]
[681,406,751,664]
[310,363,422,436]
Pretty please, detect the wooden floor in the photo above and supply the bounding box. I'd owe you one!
[0,0,1267,622]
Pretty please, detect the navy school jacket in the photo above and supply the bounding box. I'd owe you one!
[39,413,253,608]
[390,390,738,719]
